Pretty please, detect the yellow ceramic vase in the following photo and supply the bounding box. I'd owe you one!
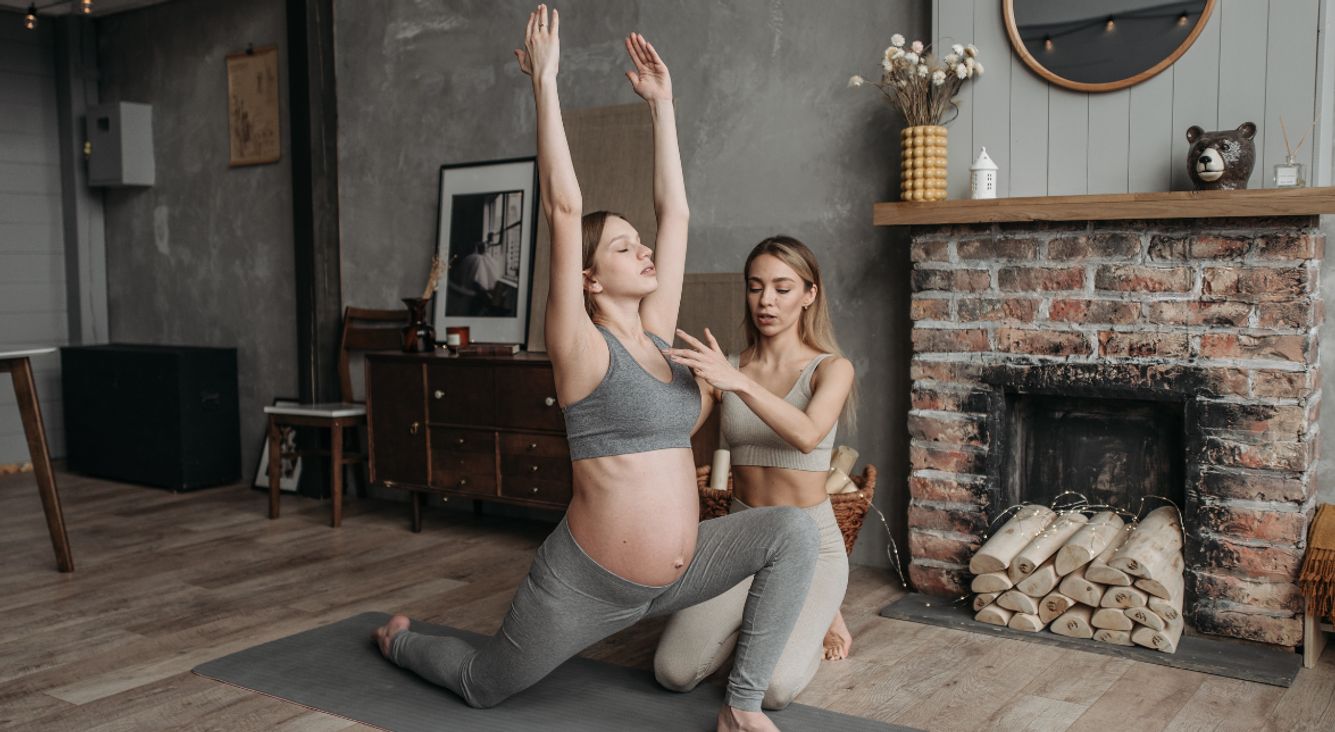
[900,125,948,201]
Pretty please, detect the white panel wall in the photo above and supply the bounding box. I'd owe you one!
[0,20,66,461]
[935,0,1323,197]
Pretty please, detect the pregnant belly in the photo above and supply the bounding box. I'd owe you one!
[567,448,701,587]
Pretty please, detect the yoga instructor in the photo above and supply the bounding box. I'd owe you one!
[656,236,857,710]
[374,7,818,731]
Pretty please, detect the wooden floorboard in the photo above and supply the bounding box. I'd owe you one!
[1,469,1332,731]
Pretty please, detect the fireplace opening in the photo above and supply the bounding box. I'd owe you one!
[1001,393,1186,516]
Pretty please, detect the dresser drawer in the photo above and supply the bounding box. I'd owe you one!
[494,365,563,431]
[499,432,571,483]
[433,450,495,476]
[432,467,496,495]
[427,363,495,425]
[432,427,495,456]
[500,477,573,506]
[429,427,496,494]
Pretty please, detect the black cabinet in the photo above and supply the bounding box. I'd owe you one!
[61,344,240,490]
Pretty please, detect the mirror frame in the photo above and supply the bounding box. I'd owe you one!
[1003,0,1217,93]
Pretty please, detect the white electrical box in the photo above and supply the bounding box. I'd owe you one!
[88,102,155,187]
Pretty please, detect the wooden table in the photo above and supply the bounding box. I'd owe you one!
[1,348,73,572]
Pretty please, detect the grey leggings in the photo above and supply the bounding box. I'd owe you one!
[389,506,819,712]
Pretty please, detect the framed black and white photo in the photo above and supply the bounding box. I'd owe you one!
[253,398,302,492]
[435,157,539,345]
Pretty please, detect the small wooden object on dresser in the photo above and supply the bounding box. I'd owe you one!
[366,351,570,531]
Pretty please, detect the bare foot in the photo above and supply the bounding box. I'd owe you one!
[822,610,852,661]
[372,614,411,659]
[716,705,781,732]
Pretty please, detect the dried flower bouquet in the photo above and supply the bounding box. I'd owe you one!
[850,34,983,126]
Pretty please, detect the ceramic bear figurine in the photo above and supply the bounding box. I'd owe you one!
[1185,122,1256,190]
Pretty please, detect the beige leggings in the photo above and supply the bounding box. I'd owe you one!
[654,497,848,710]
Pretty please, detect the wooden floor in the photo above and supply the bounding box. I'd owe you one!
[2,470,1333,732]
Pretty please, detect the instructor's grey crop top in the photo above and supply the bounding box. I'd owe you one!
[720,353,836,471]
[562,325,701,461]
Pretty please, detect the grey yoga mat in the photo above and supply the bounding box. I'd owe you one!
[193,612,908,732]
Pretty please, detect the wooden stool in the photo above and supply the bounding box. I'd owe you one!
[1,348,73,572]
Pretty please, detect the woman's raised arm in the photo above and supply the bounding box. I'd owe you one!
[517,6,599,368]
[622,33,690,342]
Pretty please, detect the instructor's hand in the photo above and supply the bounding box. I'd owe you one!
[516,4,559,81]
[664,329,749,393]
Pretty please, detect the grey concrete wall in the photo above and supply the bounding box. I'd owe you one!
[335,0,926,567]
[97,0,296,478]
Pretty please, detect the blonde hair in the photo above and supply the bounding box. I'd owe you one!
[742,235,857,430]
[580,210,627,318]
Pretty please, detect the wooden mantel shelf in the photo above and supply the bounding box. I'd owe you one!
[873,187,1335,226]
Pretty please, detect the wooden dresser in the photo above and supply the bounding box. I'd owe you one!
[365,351,570,530]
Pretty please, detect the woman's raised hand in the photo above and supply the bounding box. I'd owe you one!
[665,329,749,393]
[624,33,672,102]
[516,5,559,80]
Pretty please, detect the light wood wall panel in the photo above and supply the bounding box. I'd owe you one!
[1087,91,1130,194]
[1048,90,1088,194]
[1217,0,1272,190]
[1127,70,1175,192]
[1007,38,1049,195]
[970,0,1012,197]
[936,0,976,199]
[1262,0,1321,186]
[936,0,1323,196]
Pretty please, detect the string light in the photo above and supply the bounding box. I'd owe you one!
[24,3,37,30]
[1043,35,1053,52]
[864,502,909,590]
[1177,12,1189,27]
[1105,16,1116,32]
[81,0,93,15]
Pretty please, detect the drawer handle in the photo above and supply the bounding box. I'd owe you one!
[434,389,445,400]
[531,487,540,494]
[530,465,539,473]
[409,421,420,435]
[456,437,466,445]
[528,442,538,450]
[544,396,556,407]
[458,478,468,487]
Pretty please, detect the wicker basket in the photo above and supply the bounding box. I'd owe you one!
[695,464,878,555]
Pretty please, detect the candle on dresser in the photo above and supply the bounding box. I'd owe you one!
[709,449,731,490]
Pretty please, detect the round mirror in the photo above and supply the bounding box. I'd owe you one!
[1004,0,1216,93]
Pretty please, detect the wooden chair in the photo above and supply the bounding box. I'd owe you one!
[266,306,406,527]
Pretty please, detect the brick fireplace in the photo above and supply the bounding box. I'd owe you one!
[903,208,1323,648]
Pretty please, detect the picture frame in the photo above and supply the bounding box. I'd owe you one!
[253,398,302,492]
[434,157,539,345]
[225,45,281,167]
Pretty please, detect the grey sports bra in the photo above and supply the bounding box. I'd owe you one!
[720,353,836,471]
[562,325,701,461]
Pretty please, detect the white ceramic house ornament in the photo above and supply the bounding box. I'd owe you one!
[970,146,998,199]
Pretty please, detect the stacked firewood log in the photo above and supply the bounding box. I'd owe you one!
[970,505,1186,653]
